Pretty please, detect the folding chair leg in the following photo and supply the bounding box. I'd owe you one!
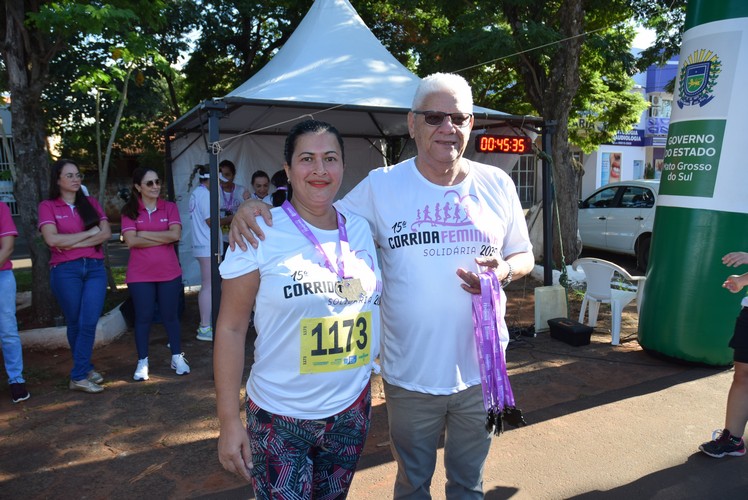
[611,302,622,345]
[588,301,600,327]
[578,297,588,324]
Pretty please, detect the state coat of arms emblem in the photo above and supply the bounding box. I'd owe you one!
[677,49,721,109]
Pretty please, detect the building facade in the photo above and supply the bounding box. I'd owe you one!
[578,54,678,198]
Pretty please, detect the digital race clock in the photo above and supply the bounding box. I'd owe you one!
[475,134,532,154]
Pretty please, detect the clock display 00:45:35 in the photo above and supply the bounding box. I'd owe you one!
[474,134,532,154]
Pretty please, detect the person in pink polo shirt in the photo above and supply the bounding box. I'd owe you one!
[39,159,111,394]
[0,201,29,403]
[120,167,188,381]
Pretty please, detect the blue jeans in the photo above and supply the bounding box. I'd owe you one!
[128,277,183,359]
[50,258,107,381]
[0,270,24,384]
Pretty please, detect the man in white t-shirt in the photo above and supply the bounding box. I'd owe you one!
[231,73,534,499]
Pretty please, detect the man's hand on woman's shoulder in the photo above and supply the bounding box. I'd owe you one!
[228,199,273,250]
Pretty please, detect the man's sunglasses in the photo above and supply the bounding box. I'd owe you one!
[144,179,161,187]
[412,110,473,127]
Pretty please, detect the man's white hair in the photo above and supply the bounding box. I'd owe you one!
[411,73,474,110]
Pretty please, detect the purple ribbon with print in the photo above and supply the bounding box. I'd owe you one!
[281,201,365,301]
[471,272,526,435]
[281,200,350,279]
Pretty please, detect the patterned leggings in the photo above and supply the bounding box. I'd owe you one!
[246,385,371,500]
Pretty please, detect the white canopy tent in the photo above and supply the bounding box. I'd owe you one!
[164,0,543,289]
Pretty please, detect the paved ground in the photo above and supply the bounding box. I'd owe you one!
[1,277,744,499]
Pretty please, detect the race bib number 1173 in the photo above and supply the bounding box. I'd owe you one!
[299,311,371,374]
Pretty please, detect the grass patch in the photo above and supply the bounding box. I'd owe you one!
[22,365,59,383]
[13,267,32,292]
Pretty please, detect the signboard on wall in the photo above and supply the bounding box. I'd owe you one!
[646,117,670,135]
[610,129,645,146]
[600,152,622,185]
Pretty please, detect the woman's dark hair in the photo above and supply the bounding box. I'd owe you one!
[251,170,269,185]
[270,169,291,207]
[270,169,287,188]
[121,167,158,220]
[219,159,236,176]
[48,158,100,230]
[283,120,345,165]
[188,164,209,190]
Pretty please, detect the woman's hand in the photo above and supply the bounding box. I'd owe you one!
[217,418,253,482]
[723,275,747,294]
[723,252,748,268]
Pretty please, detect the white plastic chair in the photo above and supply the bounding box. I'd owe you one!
[571,258,646,345]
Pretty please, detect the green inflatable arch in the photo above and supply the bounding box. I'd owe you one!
[638,0,748,366]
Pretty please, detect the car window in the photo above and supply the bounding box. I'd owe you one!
[584,187,619,208]
[620,186,655,208]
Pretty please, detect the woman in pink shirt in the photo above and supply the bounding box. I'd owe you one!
[0,201,29,403]
[38,159,111,394]
[120,167,188,381]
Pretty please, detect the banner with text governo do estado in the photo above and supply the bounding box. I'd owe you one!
[638,0,748,366]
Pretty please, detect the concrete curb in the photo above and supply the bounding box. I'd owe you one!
[19,303,129,350]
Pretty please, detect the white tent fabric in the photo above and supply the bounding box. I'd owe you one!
[166,0,541,285]
[226,0,422,117]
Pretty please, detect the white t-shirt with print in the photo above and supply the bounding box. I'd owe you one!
[189,184,212,258]
[335,157,532,395]
[250,192,272,204]
[220,207,382,420]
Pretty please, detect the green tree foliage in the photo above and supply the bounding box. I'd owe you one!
[180,0,313,108]
[45,1,193,170]
[360,0,652,263]
[569,23,649,153]
[632,0,687,70]
[0,0,171,321]
[1,0,686,321]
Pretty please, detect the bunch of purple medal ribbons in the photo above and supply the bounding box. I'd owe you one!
[472,271,527,435]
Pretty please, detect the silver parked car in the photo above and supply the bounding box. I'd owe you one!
[578,179,659,270]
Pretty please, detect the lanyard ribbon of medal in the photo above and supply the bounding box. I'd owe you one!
[282,201,363,301]
[221,187,234,210]
[471,271,526,435]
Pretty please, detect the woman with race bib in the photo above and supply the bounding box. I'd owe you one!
[214,120,382,499]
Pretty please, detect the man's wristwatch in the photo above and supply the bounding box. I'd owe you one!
[501,261,514,288]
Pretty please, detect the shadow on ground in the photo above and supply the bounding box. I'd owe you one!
[0,278,727,498]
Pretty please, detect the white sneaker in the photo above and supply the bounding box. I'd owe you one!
[133,358,149,381]
[196,325,213,342]
[171,353,190,375]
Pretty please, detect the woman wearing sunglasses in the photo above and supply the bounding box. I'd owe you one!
[38,159,111,393]
[120,167,189,381]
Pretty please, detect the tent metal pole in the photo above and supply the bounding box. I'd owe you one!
[205,99,227,337]
[542,121,555,286]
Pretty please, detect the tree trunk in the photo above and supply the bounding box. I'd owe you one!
[546,0,585,266]
[99,65,133,203]
[2,1,59,323]
[550,122,583,266]
[163,72,181,119]
[503,0,586,267]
